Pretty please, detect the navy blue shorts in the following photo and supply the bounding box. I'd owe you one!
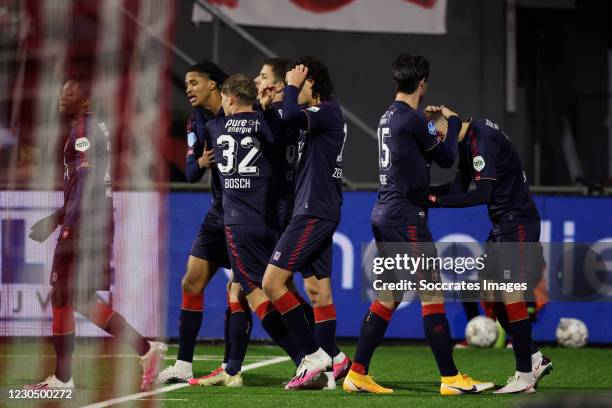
[50,227,112,292]
[484,220,544,287]
[190,212,231,270]
[225,224,280,294]
[371,223,441,284]
[269,215,338,279]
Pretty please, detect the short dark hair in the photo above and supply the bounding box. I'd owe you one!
[186,60,228,89]
[262,57,290,83]
[221,74,257,105]
[392,52,430,94]
[293,57,334,101]
[65,72,92,99]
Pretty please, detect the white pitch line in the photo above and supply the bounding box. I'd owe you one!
[1,354,281,361]
[80,355,291,408]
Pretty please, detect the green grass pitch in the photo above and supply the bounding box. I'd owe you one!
[1,341,611,407]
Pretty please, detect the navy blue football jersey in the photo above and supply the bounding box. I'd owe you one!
[206,111,281,225]
[186,107,224,221]
[292,98,346,221]
[371,101,443,226]
[268,101,299,225]
[61,113,112,231]
[459,119,539,223]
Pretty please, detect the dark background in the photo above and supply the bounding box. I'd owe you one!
[168,0,611,188]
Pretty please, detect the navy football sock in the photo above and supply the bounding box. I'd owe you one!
[105,313,151,356]
[259,307,305,366]
[177,309,202,362]
[223,306,231,365]
[301,301,316,332]
[273,292,319,355]
[314,305,339,360]
[226,307,251,375]
[496,302,539,358]
[53,333,75,382]
[225,359,242,377]
[505,302,533,372]
[314,320,337,360]
[509,319,533,372]
[422,306,458,377]
[352,301,392,374]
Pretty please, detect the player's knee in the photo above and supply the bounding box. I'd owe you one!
[228,282,244,303]
[182,274,204,294]
[262,274,281,298]
[183,257,210,293]
[181,278,194,294]
[304,279,332,307]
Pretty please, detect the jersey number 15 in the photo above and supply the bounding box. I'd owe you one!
[377,127,391,170]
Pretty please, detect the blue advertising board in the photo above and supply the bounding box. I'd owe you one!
[167,192,612,343]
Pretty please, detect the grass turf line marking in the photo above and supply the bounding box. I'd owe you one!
[1,354,279,361]
[80,356,291,408]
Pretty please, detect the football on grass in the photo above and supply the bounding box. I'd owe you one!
[465,316,498,348]
[556,317,589,348]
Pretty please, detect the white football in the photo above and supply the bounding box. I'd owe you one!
[556,318,588,348]
[465,316,499,348]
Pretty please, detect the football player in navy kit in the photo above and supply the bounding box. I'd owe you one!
[255,57,318,330]
[409,109,553,394]
[159,61,252,386]
[201,74,306,385]
[343,53,493,396]
[262,58,350,390]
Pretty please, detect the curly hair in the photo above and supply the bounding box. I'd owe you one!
[293,57,334,101]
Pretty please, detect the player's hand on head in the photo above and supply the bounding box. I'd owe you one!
[259,85,276,110]
[440,105,458,119]
[29,214,59,243]
[286,64,308,87]
[198,147,215,169]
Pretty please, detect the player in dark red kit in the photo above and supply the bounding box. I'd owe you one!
[409,109,553,394]
[197,74,306,385]
[262,58,350,391]
[343,53,492,395]
[26,77,166,391]
[159,61,253,385]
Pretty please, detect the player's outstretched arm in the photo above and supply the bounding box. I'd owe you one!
[431,168,472,196]
[428,114,460,168]
[409,179,493,208]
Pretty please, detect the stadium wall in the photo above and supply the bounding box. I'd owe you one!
[167,192,612,343]
[170,0,610,186]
